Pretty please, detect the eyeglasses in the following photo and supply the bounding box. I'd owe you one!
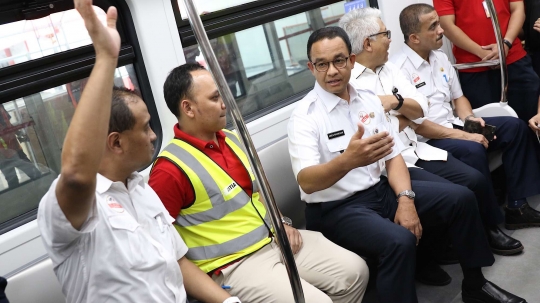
[311,57,349,72]
[368,30,391,39]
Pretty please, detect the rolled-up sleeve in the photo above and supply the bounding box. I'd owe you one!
[287,108,321,180]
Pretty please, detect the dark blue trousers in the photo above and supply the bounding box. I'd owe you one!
[459,55,540,122]
[305,177,493,303]
[427,116,540,202]
[410,154,504,226]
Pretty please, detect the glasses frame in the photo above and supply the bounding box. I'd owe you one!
[368,30,391,39]
[310,56,350,72]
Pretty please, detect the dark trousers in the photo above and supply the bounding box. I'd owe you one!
[427,116,540,201]
[0,277,8,303]
[305,177,493,303]
[411,154,504,226]
[459,55,540,122]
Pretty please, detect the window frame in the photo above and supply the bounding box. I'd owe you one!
[173,0,378,124]
[0,0,161,234]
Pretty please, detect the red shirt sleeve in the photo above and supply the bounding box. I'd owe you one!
[149,158,195,218]
[433,0,455,16]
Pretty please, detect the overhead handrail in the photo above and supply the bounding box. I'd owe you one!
[181,1,306,302]
[451,0,508,103]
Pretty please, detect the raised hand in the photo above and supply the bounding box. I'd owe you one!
[343,122,394,169]
[75,0,120,59]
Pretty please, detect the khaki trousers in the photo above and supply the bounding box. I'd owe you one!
[212,230,369,303]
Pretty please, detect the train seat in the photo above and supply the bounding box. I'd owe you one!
[472,102,518,172]
[258,135,306,229]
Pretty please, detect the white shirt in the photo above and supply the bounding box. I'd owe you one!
[391,44,464,143]
[38,173,188,303]
[288,82,402,203]
[350,61,447,166]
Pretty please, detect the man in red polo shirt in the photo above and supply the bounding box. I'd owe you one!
[434,0,540,126]
[149,63,368,303]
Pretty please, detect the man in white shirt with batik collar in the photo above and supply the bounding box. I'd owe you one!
[339,7,525,280]
[288,26,498,303]
[37,1,239,303]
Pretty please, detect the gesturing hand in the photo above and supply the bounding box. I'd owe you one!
[75,0,120,59]
[343,123,394,169]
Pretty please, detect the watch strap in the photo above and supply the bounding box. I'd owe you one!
[503,39,513,49]
[392,93,404,111]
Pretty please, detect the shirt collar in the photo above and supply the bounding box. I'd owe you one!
[313,81,359,113]
[96,172,145,194]
[402,44,426,70]
[352,62,384,79]
[173,124,226,150]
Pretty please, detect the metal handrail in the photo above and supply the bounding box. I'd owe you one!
[451,0,508,103]
[182,1,306,302]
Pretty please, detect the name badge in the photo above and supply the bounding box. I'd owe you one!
[415,82,426,88]
[328,130,345,140]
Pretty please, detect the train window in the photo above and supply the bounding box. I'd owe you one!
[0,7,107,69]
[0,65,138,228]
[0,0,157,234]
[177,0,262,19]
[181,1,347,119]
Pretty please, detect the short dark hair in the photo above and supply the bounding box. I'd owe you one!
[306,27,352,61]
[108,87,141,134]
[400,4,435,43]
[163,63,206,117]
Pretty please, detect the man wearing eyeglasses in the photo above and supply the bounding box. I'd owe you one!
[288,26,506,303]
[340,7,524,286]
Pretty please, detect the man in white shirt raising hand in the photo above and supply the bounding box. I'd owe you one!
[37,1,239,303]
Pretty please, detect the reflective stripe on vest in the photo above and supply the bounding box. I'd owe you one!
[156,130,271,272]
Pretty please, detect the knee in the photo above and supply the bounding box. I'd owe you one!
[461,141,488,162]
[449,184,478,211]
[384,230,416,257]
[463,168,486,192]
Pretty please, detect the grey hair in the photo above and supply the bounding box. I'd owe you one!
[339,7,382,54]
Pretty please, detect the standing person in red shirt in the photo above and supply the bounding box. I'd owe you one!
[434,0,540,125]
[149,63,369,303]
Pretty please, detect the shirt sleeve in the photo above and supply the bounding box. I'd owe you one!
[170,223,189,261]
[433,0,456,16]
[383,113,404,162]
[149,159,193,218]
[37,178,99,263]
[287,107,321,179]
[390,62,429,117]
[445,55,464,100]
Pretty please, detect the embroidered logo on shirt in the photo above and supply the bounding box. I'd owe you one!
[222,182,238,195]
[358,111,371,125]
[327,130,345,139]
[106,195,124,213]
[412,73,421,83]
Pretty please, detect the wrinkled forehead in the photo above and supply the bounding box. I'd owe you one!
[310,37,349,62]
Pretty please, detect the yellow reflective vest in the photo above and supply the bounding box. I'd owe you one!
[155,129,272,273]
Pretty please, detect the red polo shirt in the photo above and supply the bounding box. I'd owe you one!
[434,0,527,72]
[149,124,253,218]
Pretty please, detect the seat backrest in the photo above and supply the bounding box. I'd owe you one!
[472,102,518,118]
[6,257,65,303]
[258,136,305,229]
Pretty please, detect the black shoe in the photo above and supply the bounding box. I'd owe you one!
[486,226,523,256]
[505,203,540,230]
[462,281,527,303]
[415,259,451,286]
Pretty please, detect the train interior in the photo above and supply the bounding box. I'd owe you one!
[0,0,539,302]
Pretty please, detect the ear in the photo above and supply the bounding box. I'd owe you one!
[349,53,356,65]
[363,38,372,52]
[307,61,316,75]
[409,33,420,45]
[180,99,195,118]
[107,132,123,154]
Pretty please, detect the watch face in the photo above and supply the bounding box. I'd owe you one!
[407,190,415,199]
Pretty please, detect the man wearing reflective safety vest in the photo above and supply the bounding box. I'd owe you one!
[149,63,369,303]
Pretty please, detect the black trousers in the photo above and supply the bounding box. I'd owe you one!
[459,55,540,123]
[411,154,504,226]
[305,177,493,303]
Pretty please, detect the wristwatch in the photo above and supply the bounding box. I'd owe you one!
[281,216,293,227]
[503,39,513,50]
[396,190,415,201]
[392,87,404,111]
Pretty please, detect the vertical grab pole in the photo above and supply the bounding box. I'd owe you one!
[181,1,306,302]
[485,0,508,103]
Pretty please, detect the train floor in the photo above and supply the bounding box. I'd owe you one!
[361,194,540,303]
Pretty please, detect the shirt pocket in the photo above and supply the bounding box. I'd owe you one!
[325,133,349,155]
[108,215,145,268]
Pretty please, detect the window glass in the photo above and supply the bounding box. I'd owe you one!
[183,1,347,117]
[0,6,106,69]
[178,0,261,19]
[0,64,139,226]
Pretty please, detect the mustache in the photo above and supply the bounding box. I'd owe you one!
[436,35,444,41]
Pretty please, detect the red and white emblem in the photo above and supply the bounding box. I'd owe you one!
[412,73,420,83]
[358,111,371,125]
[106,195,124,213]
